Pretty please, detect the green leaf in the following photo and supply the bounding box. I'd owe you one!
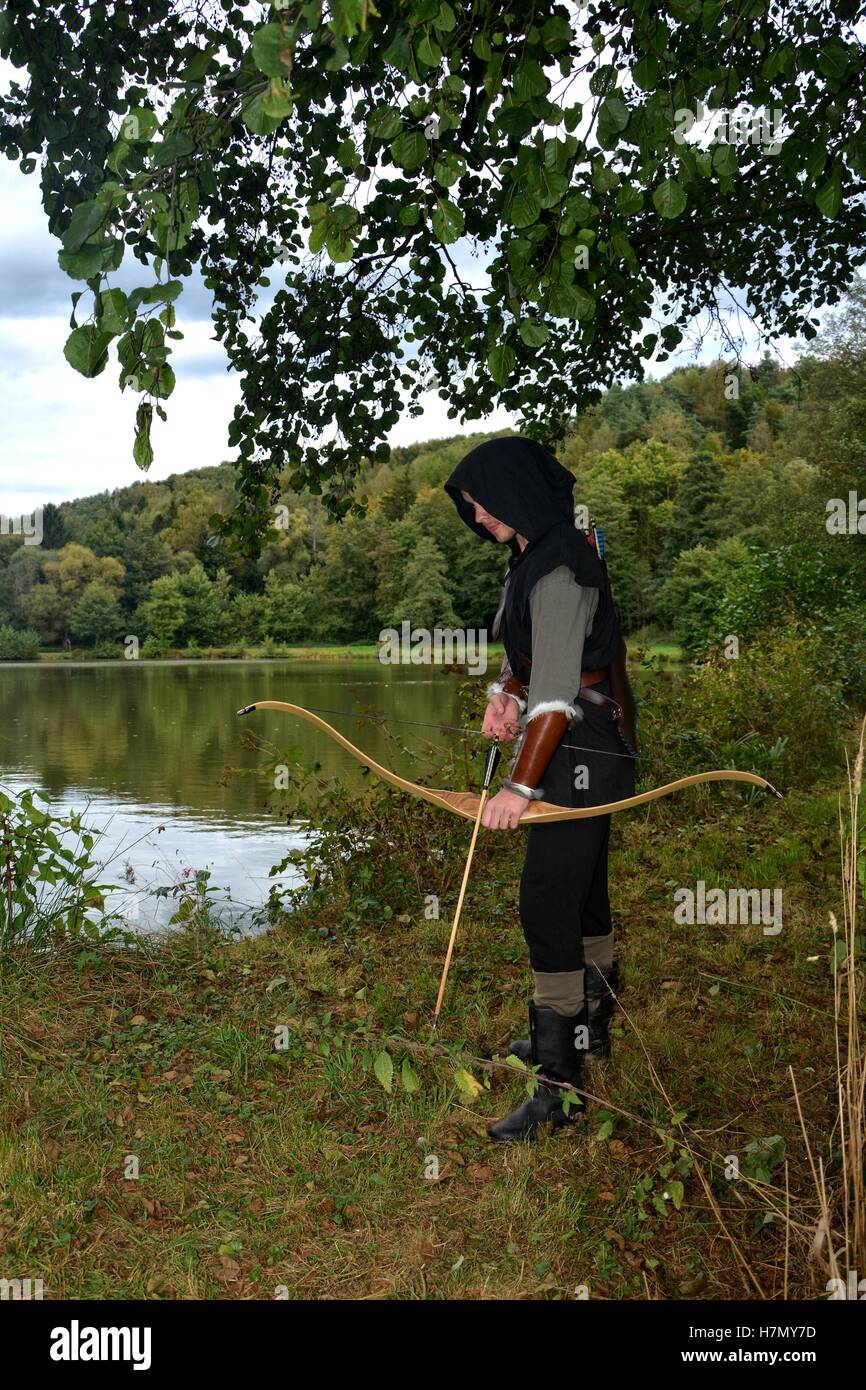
[390,129,428,171]
[400,1060,420,1093]
[120,107,158,143]
[431,196,464,244]
[252,23,291,78]
[816,165,842,218]
[669,0,702,18]
[513,58,549,101]
[453,1066,483,1098]
[433,3,457,34]
[433,152,465,187]
[496,102,536,139]
[472,33,492,60]
[596,1118,614,1141]
[241,91,283,136]
[518,317,548,347]
[616,182,644,215]
[182,43,216,81]
[58,242,117,278]
[155,363,176,398]
[549,283,595,321]
[599,94,630,134]
[667,1179,685,1210]
[152,131,194,167]
[373,1049,393,1093]
[262,78,294,119]
[416,31,442,68]
[712,142,737,178]
[133,402,154,470]
[128,281,183,311]
[542,14,573,53]
[566,191,595,225]
[382,26,412,73]
[99,288,130,335]
[63,325,113,378]
[325,228,356,263]
[818,38,850,84]
[487,343,515,385]
[368,106,403,140]
[632,54,660,90]
[652,178,687,218]
[309,216,330,254]
[507,187,541,228]
[61,201,105,252]
[591,163,619,193]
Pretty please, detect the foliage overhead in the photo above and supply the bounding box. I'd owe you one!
[2,0,866,552]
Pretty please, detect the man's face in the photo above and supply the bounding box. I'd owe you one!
[460,490,517,543]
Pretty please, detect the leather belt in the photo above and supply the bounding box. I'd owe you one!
[579,666,608,689]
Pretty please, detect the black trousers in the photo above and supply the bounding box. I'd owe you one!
[519,815,613,972]
[515,680,633,973]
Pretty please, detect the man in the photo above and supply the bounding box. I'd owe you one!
[444,436,638,1142]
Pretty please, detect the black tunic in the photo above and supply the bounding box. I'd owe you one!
[444,436,635,808]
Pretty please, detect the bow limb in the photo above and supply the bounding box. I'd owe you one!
[237,701,782,823]
[238,698,489,817]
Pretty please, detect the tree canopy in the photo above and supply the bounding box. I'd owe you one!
[2,0,865,552]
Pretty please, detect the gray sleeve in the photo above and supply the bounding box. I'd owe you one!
[525,566,598,720]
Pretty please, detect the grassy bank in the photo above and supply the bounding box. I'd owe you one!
[0,765,854,1300]
[30,639,684,665]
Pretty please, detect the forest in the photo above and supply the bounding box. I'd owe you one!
[2,282,865,685]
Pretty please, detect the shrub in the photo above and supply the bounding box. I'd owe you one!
[0,624,40,660]
[638,626,848,789]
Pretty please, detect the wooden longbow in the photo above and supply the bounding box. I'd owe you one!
[237,699,782,822]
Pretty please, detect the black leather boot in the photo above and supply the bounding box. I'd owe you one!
[507,961,620,1064]
[489,1002,587,1143]
[584,960,620,1061]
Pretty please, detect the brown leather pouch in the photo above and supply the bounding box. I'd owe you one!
[608,632,640,756]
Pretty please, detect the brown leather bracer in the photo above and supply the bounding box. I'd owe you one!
[509,710,569,790]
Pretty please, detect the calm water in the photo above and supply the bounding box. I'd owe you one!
[0,660,467,933]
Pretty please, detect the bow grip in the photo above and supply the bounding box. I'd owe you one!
[483,740,502,789]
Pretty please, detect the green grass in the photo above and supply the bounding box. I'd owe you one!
[34,639,685,666]
[0,772,846,1301]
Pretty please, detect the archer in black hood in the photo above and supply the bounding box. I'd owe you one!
[444,435,620,680]
[444,435,576,550]
[442,435,636,1145]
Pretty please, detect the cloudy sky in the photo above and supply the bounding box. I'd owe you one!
[0,50,825,524]
[0,112,516,522]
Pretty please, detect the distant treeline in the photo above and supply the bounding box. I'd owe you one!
[1,288,865,698]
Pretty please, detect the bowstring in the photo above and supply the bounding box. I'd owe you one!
[272,701,643,761]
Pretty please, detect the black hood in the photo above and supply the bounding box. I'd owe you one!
[444,436,575,548]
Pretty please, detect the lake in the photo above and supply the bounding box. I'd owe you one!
[0,659,467,934]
